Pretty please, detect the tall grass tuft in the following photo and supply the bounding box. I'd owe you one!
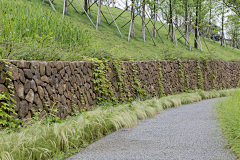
[0,88,239,160]
[216,90,240,157]
[0,0,92,60]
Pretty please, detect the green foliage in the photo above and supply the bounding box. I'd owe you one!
[237,71,240,87]
[178,60,185,92]
[0,60,22,128]
[216,90,240,157]
[93,61,117,105]
[131,62,147,100]
[0,0,92,61]
[113,61,132,102]
[0,88,238,160]
[1,0,240,62]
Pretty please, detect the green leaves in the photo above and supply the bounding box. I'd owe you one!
[0,0,92,60]
[0,61,21,129]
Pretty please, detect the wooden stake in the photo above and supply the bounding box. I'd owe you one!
[77,0,96,28]
[105,1,123,38]
[139,14,156,46]
[48,0,57,13]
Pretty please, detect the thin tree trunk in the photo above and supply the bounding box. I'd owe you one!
[84,0,88,12]
[88,0,91,18]
[194,0,199,49]
[185,0,188,45]
[169,0,173,41]
[65,0,67,14]
[97,0,101,25]
[130,0,135,37]
[142,0,145,42]
[208,0,212,41]
[152,3,156,38]
[221,0,224,46]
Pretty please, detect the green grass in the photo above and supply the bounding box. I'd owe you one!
[1,0,240,61]
[0,88,239,160]
[21,0,240,61]
[216,91,240,157]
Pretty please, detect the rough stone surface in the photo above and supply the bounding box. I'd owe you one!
[41,75,50,83]
[34,93,43,111]
[18,69,26,83]
[37,86,44,100]
[39,62,46,76]
[1,60,240,120]
[17,82,24,99]
[24,69,33,79]
[18,100,29,118]
[9,64,19,80]
[24,80,31,94]
[25,89,34,103]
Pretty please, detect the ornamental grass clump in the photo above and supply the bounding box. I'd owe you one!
[216,90,240,157]
[0,88,239,160]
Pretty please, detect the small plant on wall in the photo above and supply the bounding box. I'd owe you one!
[0,60,21,128]
[92,60,117,105]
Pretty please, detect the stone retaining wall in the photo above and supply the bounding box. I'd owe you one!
[0,60,239,120]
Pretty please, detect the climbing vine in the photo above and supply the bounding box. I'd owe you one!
[178,60,185,92]
[131,62,146,100]
[237,69,240,88]
[92,60,117,105]
[0,60,21,128]
[113,61,132,102]
[158,61,165,97]
[197,61,203,90]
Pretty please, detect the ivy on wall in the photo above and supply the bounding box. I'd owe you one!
[131,62,147,100]
[92,61,117,105]
[178,60,185,92]
[197,61,204,90]
[0,60,21,128]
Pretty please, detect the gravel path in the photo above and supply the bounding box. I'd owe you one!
[67,98,237,160]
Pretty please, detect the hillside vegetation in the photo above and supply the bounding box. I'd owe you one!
[1,0,240,61]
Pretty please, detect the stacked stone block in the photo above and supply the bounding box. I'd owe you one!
[0,60,239,120]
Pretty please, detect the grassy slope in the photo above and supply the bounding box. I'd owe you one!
[25,0,240,61]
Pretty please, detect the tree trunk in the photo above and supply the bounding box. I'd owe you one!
[221,0,224,46]
[169,0,173,41]
[208,0,212,41]
[97,0,101,25]
[142,0,145,42]
[65,0,67,14]
[194,0,199,49]
[88,0,91,18]
[152,4,156,38]
[84,0,88,12]
[185,0,188,45]
[130,0,135,37]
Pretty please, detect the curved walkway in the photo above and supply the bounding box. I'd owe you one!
[67,98,237,160]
